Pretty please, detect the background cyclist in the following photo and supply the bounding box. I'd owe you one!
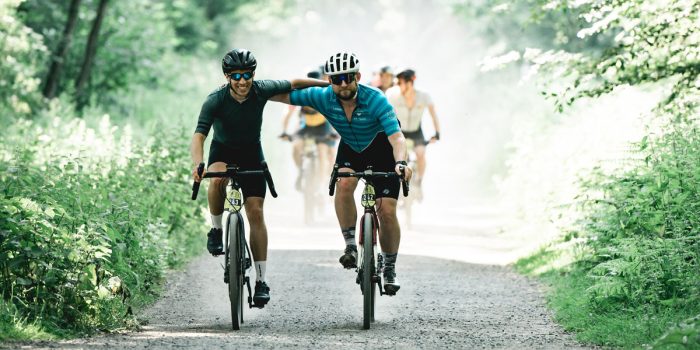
[386,69,441,187]
[279,69,338,191]
[190,48,328,307]
[270,52,413,295]
[372,65,395,94]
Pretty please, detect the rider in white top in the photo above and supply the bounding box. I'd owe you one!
[386,69,441,184]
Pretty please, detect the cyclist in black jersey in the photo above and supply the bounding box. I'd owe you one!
[190,48,328,306]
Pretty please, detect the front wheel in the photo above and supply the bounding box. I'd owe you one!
[361,212,376,329]
[226,212,244,330]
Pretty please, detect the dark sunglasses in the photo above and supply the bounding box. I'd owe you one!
[228,71,253,81]
[330,73,356,85]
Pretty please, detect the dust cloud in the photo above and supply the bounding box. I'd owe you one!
[190,1,565,263]
[225,0,521,203]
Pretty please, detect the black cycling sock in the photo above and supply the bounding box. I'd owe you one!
[342,227,356,246]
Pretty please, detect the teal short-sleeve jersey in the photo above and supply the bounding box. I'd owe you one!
[289,84,401,153]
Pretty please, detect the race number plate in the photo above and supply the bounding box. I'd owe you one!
[225,185,243,212]
[361,184,376,207]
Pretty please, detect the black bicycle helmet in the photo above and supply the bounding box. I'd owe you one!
[222,48,257,74]
[396,69,416,81]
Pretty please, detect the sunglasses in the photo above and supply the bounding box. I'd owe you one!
[228,71,253,81]
[330,73,356,85]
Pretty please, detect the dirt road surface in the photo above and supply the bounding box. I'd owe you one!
[5,196,590,349]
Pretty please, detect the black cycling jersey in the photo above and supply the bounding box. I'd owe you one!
[195,80,291,147]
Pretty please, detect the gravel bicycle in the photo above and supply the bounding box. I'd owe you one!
[191,161,277,330]
[328,164,408,329]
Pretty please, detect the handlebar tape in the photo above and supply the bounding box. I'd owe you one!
[191,163,205,200]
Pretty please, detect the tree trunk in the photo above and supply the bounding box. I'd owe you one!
[42,0,82,99]
[75,0,109,110]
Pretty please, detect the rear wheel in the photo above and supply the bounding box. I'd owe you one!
[361,213,375,329]
[227,212,244,330]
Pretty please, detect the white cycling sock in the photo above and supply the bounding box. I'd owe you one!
[255,261,266,282]
[211,214,222,229]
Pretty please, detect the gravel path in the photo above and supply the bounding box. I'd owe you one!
[9,250,590,349]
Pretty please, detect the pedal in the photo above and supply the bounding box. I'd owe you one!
[383,285,399,296]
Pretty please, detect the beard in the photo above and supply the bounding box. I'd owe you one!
[336,88,357,101]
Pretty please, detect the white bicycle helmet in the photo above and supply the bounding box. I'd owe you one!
[324,52,360,75]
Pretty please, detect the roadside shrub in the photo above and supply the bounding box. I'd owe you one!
[0,113,204,334]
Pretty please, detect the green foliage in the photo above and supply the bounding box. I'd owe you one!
[0,0,218,339]
[516,0,699,112]
[484,0,700,348]
[0,108,204,335]
[162,0,214,53]
[0,300,55,340]
[652,314,700,349]
[0,0,47,116]
[10,0,258,111]
[536,267,700,347]
[18,0,188,107]
[453,0,613,53]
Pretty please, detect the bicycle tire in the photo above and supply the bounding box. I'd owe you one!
[227,212,244,330]
[361,212,375,330]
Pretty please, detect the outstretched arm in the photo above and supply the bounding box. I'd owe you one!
[427,104,441,142]
[388,131,412,181]
[280,105,297,138]
[269,78,329,104]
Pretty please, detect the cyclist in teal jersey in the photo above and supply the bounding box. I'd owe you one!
[271,52,413,295]
[190,48,328,306]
